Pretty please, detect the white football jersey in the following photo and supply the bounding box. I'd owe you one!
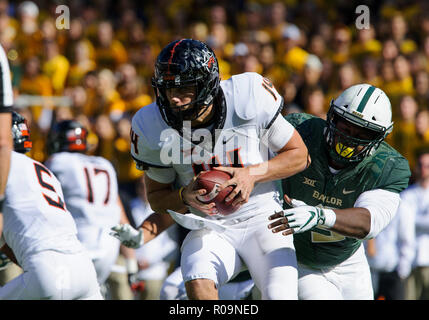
[131,72,295,220]
[3,152,81,264]
[45,152,121,232]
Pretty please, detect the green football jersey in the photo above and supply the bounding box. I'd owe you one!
[282,113,411,269]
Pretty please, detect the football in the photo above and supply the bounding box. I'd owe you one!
[194,170,238,216]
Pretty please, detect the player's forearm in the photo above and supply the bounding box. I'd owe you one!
[120,243,136,259]
[139,212,176,243]
[250,147,309,184]
[0,113,12,196]
[329,207,371,239]
[0,146,11,195]
[146,187,188,215]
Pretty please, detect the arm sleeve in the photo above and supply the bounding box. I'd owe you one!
[262,114,295,152]
[353,189,401,240]
[145,166,177,185]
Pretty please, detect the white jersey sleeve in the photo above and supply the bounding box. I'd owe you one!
[263,114,295,152]
[130,103,173,169]
[145,166,177,184]
[227,72,284,129]
[130,103,178,184]
[224,72,294,152]
[353,188,401,239]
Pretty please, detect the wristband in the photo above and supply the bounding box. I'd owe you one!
[320,208,336,228]
[125,258,138,274]
[179,186,189,205]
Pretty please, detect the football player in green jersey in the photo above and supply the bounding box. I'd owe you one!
[268,84,411,299]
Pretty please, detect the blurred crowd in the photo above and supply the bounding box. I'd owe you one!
[1,0,429,299]
[2,0,429,189]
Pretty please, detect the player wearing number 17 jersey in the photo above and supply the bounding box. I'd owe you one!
[45,120,135,288]
[0,112,102,299]
[112,39,309,300]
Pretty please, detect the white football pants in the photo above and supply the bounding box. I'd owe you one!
[180,212,298,300]
[77,227,120,285]
[0,249,103,300]
[298,244,374,300]
[160,266,255,300]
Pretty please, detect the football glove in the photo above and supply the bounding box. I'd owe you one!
[288,198,308,208]
[110,224,144,249]
[282,206,336,234]
[269,205,336,235]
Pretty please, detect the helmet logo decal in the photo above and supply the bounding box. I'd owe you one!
[356,85,375,112]
[167,39,185,74]
[207,56,215,69]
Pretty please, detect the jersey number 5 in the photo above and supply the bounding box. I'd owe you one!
[34,163,66,211]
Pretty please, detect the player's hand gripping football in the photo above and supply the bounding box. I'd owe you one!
[181,172,218,216]
[268,194,336,235]
[110,224,144,248]
[214,166,256,209]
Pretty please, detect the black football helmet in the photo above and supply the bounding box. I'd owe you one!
[47,120,88,154]
[152,39,221,131]
[12,111,32,153]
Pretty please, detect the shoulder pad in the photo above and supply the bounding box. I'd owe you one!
[371,144,411,193]
[223,72,283,126]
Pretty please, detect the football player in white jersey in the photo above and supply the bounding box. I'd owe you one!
[111,39,309,300]
[0,43,13,216]
[0,112,102,299]
[45,120,138,291]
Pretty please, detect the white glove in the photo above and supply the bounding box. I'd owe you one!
[284,206,336,233]
[110,224,144,248]
[283,193,307,208]
[289,198,308,208]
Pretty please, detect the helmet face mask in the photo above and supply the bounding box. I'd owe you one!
[47,120,88,155]
[325,109,385,165]
[324,84,393,167]
[12,111,32,154]
[152,39,220,131]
